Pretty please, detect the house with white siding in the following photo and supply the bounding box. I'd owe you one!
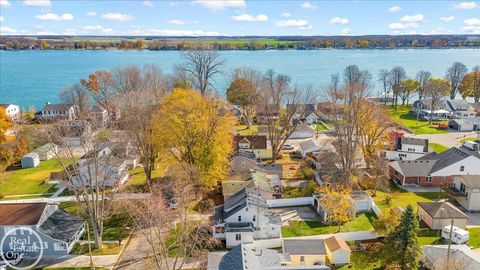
[0,103,20,121]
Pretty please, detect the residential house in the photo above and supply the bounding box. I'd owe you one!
[445,175,480,211]
[445,99,476,118]
[57,120,92,147]
[212,188,282,248]
[0,103,20,121]
[255,104,279,124]
[229,151,282,178]
[220,104,242,121]
[0,203,85,257]
[282,237,351,267]
[381,137,429,161]
[389,146,480,187]
[470,102,480,116]
[221,171,280,200]
[40,103,76,121]
[422,245,480,270]
[207,243,329,270]
[289,123,315,139]
[449,118,480,131]
[289,104,319,125]
[32,143,58,161]
[299,139,323,158]
[234,135,272,160]
[317,101,343,122]
[313,191,373,223]
[90,105,109,129]
[418,201,469,229]
[412,99,450,120]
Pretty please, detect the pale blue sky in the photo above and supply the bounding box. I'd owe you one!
[0,0,479,36]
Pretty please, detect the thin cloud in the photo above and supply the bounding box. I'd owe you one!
[340,28,349,35]
[101,13,134,22]
[83,25,113,34]
[276,19,312,29]
[23,0,51,6]
[1,26,18,34]
[281,12,292,18]
[329,17,349,25]
[301,2,318,9]
[453,2,477,10]
[35,13,74,21]
[400,13,424,23]
[128,28,222,36]
[0,0,11,7]
[0,16,3,23]
[143,0,154,7]
[389,22,419,30]
[168,19,186,25]
[388,6,402,13]
[232,14,268,22]
[192,0,246,11]
[464,17,480,25]
[440,16,455,23]
[86,11,97,17]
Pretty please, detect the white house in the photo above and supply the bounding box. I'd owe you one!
[212,188,282,248]
[448,175,480,211]
[40,103,76,121]
[0,103,20,121]
[234,135,272,160]
[90,105,109,128]
[445,100,476,119]
[382,137,429,161]
[289,123,315,139]
[71,155,129,189]
[57,120,92,147]
[32,143,58,161]
[299,139,323,158]
[449,118,480,131]
[412,99,450,120]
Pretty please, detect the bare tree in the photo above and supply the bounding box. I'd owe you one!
[377,69,390,105]
[111,65,143,94]
[416,70,431,99]
[388,66,407,110]
[424,78,450,123]
[258,69,314,163]
[446,62,468,99]
[181,49,224,95]
[328,65,371,186]
[121,165,217,270]
[47,118,117,249]
[80,70,116,120]
[59,84,90,118]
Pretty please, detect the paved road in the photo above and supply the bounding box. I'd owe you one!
[413,131,478,148]
[36,255,118,269]
[0,192,151,204]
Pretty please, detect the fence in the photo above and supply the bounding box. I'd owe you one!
[371,201,383,216]
[266,197,313,208]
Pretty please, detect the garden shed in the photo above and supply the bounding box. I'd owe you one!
[33,143,57,160]
[21,152,40,168]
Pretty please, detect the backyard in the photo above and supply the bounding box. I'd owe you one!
[372,189,446,213]
[387,105,448,135]
[281,212,375,237]
[234,124,258,135]
[428,142,449,153]
[0,159,63,197]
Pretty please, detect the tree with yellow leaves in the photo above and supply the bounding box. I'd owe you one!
[459,65,480,102]
[0,107,11,144]
[153,88,235,188]
[316,184,353,232]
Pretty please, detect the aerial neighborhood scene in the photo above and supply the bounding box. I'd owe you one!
[1,1,480,270]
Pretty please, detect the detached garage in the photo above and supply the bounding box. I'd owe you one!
[449,118,480,131]
[21,152,40,168]
[418,202,469,229]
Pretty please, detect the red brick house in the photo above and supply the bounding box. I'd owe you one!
[389,146,480,187]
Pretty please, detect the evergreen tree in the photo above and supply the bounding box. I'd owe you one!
[384,204,421,270]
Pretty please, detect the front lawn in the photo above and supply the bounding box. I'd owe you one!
[0,159,62,196]
[387,105,448,135]
[428,143,449,153]
[372,190,446,213]
[71,242,124,255]
[124,167,164,192]
[468,227,480,248]
[281,212,375,237]
[234,124,258,135]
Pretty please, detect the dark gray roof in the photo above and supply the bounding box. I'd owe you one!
[42,103,73,112]
[446,99,473,111]
[225,222,254,232]
[418,202,469,219]
[400,137,428,147]
[213,205,224,224]
[39,209,85,242]
[450,118,480,125]
[283,239,326,255]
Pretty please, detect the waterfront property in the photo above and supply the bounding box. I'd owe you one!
[0,103,20,121]
[39,102,76,121]
[0,203,85,257]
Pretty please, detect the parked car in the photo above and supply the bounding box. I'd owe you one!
[282,144,294,150]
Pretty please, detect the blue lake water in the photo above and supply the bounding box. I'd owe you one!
[1,49,479,109]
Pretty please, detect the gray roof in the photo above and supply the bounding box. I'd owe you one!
[400,137,428,147]
[422,245,480,270]
[39,209,85,242]
[225,222,254,232]
[449,118,480,125]
[445,99,473,111]
[299,140,321,151]
[294,123,315,133]
[455,175,480,189]
[283,239,326,255]
[418,202,469,220]
[393,146,480,176]
[42,103,74,112]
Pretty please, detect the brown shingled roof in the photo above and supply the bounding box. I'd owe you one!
[234,135,267,149]
[0,203,47,225]
[418,202,469,220]
[325,236,350,252]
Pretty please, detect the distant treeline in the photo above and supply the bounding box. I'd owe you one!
[1,35,479,51]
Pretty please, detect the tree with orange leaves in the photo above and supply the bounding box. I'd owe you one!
[0,107,11,144]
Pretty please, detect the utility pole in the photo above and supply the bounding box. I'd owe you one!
[445,219,454,270]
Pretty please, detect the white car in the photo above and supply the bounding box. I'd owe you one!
[282,144,294,150]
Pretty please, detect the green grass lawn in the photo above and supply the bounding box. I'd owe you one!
[71,242,124,256]
[460,137,478,143]
[468,227,480,248]
[338,251,383,270]
[315,123,327,131]
[429,143,449,153]
[0,159,63,196]
[282,213,375,237]
[372,189,446,214]
[386,105,448,135]
[124,167,164,192]
[234,124,259,135]
[282,181,317,198]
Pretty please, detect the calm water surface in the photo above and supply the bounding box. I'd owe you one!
[1,49,479,108]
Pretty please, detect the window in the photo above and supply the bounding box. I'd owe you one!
[253,215,256,221]
[426,176,432,183]
[235,234,241,241]
[408,148,415,152]
[460,166,465,172]
[238,216,242,222]
[300,256,305,262]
